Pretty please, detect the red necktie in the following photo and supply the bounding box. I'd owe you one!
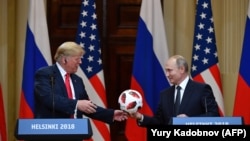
[65,73,73,99]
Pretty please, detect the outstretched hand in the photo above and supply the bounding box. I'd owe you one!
[113,110,128,121]
[129,112,143,120]
[77,100,97,114]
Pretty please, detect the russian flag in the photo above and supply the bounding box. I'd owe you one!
[125,0,170,140]
[0,83,7,141]
[233,1,250,124]
[19,0,52,118]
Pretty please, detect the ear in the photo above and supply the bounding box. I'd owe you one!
[180,66,185,73]
[62,56,67,63]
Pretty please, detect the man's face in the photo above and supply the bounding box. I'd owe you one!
[165,58,182,85]
[64,55,83,73]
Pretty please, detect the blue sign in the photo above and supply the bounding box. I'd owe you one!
[15,118,92,140]
[172,117,243,125]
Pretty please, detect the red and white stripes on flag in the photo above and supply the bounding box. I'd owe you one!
[191,0,224,116]
[75,0,110,140]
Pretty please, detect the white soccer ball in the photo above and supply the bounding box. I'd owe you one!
[118,89,143,114]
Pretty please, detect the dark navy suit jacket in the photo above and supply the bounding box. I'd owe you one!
[34,64,114,124]
[140,79,220,126]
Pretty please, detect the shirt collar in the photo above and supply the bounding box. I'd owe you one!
[177,75,189,90]
[56,62,67,78]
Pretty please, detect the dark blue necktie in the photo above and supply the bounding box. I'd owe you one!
[174,86,181,116]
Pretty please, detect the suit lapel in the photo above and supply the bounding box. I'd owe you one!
[179,79,194,112]
[52,65,68,97]
[169,87,175,105]
[163,86,175,115]
[71,74,80,100]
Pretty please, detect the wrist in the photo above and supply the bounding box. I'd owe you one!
[137,113,141,120]
[137,113,143,121]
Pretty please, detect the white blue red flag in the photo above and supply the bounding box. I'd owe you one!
[0,83,7,141]
[191,0,225,116]
[19,0,52,118]
[125,0,170,140]
[75,0,110,140]
[233,1,250,124]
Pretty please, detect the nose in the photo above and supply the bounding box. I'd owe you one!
[79,59,82,64]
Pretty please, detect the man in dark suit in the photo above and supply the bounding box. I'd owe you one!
[33,41,127,140]
[130,55,219,126]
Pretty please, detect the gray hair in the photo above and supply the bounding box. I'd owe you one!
[172,55,189,73]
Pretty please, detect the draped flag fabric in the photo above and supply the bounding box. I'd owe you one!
[126,0,170,140]
[19,0,52,118]
[233,1,250,125]
[75,0,110,140]
[0,83,7,141]
[190,0,224,116]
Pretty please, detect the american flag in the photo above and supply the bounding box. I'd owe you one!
[191,0,224,116]
[75,0,110,141]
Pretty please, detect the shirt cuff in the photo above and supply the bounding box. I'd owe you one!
[139,114,144,122]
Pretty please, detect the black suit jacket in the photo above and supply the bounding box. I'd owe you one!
[140,79,220,126]
[34,64,114,124]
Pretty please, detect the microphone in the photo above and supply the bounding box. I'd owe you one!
[204,96,208,116]
[50,74,55,86]
[50,74,55,117]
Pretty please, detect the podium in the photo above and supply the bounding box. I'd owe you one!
[172,117,243,125]
[15,118,93,140]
